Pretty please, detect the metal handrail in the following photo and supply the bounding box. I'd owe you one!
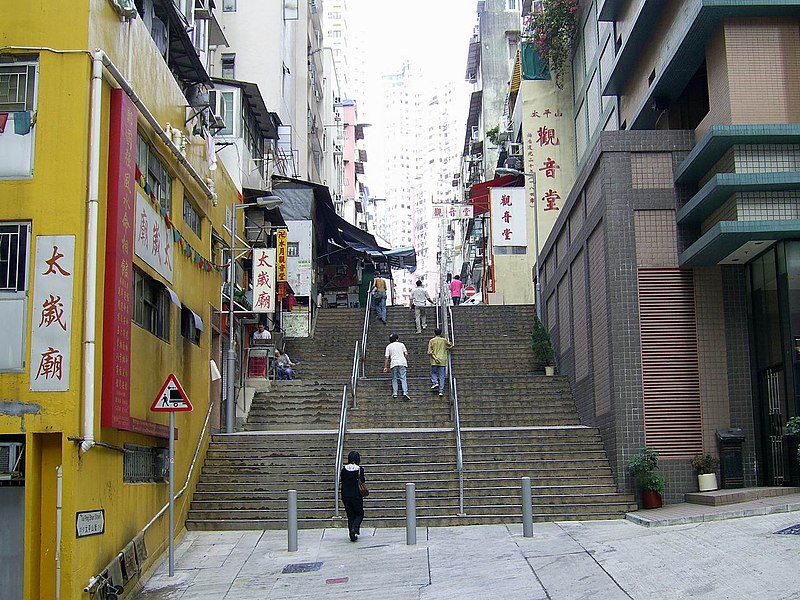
[334,384,348,517]
[446,304,465,515]
[361,288,374,377]
[350,340,359,409]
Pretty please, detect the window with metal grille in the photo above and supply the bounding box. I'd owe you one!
[136,133,173,215]
[0,63,36,112]
[183,196,202,238]
[0,223,29,292]
[123,444,167,483]
[133,267,171,341]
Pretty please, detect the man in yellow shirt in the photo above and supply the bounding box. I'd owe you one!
[427,327,454,397]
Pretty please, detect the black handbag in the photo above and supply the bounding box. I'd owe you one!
[357,469,369,497]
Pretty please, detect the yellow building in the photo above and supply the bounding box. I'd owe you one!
[0,1,238,597]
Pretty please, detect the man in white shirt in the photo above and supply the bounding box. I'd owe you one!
[383,333,410,400]
[410,280,434,334]
[252,322,271,341]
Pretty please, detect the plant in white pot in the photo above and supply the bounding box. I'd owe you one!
[691,453,720,492]
[531,316,556,375]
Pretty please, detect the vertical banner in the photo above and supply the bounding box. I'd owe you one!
[490,187,527,247]
[521,80,576,255]
[276,228,288,282]
[102,88,136,429]
[252,248,276,313]
[30,236,75,391]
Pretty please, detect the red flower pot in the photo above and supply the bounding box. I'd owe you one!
[641,491,663,509]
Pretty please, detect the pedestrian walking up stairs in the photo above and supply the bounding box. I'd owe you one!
[186,309,362,531]
[451,304,637,521]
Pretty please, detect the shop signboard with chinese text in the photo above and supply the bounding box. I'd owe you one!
[489,187,527,248]
[286,220,312,296]
[134,191,174,283]
[432,205,473,220]
[276,228,288,282]
[29,235,75,391]
[252,248,276,313]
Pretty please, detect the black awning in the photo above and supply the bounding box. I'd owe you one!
[463,91,482,155]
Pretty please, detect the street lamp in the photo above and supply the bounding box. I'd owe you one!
[494,167,541,320]
[225,194,283,434]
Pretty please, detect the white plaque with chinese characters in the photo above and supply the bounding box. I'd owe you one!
[490,187,527,248]
[252,248,276,313]
[134,192,174,283]
[431,204,474,220]
[30,235,75,391]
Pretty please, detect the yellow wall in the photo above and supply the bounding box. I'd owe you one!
[0,1,240,598]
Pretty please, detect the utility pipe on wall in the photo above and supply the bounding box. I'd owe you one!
[81,49,217,452]
[56,465,63,600]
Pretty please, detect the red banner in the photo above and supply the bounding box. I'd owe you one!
[101,90,166,438]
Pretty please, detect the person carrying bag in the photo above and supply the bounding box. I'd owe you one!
[340,450,367,542]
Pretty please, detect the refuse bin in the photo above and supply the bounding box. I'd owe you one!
[716,428,745,488]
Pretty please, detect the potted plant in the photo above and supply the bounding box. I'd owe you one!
[629,447,665,509]
[691,453,720,492]
[531,316,555,375]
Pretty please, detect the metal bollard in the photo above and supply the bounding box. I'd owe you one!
[522,477,533,537]
[406,483,416,545]
[288,490,298,552]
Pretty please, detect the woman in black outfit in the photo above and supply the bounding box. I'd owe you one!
[340,450,365,542]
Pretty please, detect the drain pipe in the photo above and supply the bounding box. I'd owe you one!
[81,50,104,453]
[81,49,217,452]
[56,465,63,600]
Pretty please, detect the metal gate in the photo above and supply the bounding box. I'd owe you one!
[762,368,786,486]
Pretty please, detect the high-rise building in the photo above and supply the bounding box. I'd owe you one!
[541,0,800,499]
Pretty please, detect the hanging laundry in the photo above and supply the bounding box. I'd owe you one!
[14,111,32,135]
[0,113,8,133]
[205,127,217,171]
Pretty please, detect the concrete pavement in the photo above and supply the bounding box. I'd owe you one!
[133,500,800,600]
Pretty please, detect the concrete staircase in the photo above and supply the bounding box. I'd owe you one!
[186,303,636,531]
[451,304,637,521]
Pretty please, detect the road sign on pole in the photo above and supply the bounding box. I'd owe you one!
[150,373,193,412]
[149,373,192,577]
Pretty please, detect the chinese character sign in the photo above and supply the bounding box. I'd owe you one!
[30,236,75,391]
[521,79,576,257]
[489,187,527,248]
[102,88,136,431]
[134,191,173,283]
[432,205,474,219]
[276,229,288,282]
[252,248,276,313]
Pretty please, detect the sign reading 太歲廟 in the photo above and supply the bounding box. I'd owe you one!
[252,248,276,313]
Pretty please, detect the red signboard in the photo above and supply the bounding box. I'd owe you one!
[276,228,288,282]
[100,90,168,438]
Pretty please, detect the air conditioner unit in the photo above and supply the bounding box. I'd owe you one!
[508,143,523,156]
[471,126,480,141]
[0,442,24,480]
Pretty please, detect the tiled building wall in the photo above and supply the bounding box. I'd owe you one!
[699,149,735,187]
[693,267,731,458]
[735,144,800,172]
[569,193,586,243]
[736,191,800,221]
[557,275,572,353]
[722,265,758,486]
[572,249,589,380]
[588,224,610,416]
[697,25,732,141]
[631,153,674,190]
[634,210,679,267]
[725,17,800,125]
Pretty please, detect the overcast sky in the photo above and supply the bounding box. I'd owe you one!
[348,0,477,197]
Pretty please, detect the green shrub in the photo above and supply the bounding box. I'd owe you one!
[629,447,665,494]
[531,316,555,366]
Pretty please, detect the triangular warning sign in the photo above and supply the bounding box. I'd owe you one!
[150,373,193,412]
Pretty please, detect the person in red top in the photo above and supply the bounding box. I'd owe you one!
[449,275,463,306]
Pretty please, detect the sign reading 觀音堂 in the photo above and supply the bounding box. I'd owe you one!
[490,187,527,248]
[30,235,75,392]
